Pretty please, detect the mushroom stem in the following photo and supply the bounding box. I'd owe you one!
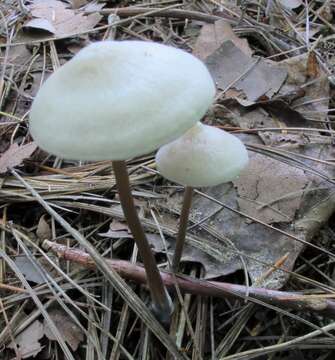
[112,160,173,323]
[172,186,194,272]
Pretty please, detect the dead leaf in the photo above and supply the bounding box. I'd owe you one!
[234,153,309,224]
[277,53,330,125]
[279,0,302,9]
[307,52,319,78]
[205,41,287,102]
[109,219,129,231]
[193,20,252,60]
[99,220,132,239]
[70,0,88,8]
[23,0,102,37]
[0,142,37,174]
[14,256,45,284]
[8,320,43,358]
[36,215,51,240]
[261,99,307,127]
[24,18,56,34]
[258,131,311,146]
[147,232,237,279]
[44,307,84,351]
[84,1,106,13]
[99,230,132,239]
[7,45,32,66]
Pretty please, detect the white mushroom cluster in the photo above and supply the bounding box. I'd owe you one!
[29,40,216,323]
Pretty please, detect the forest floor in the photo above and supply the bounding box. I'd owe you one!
[1,0,335,359]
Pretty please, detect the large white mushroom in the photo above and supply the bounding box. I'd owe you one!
[30,40,215,161]
[156,123,249,271]
[29,40,215,322]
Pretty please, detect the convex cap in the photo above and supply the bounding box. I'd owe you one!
[156,123,249,187]
[29,40,215,160]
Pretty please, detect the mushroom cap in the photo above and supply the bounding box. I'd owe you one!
[155,123,249,187]
[29,41,215,161]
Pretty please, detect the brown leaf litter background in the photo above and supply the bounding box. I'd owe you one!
[1,0,335,358]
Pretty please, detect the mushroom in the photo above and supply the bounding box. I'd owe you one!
[155,123,249,271]
[29,40,215,323]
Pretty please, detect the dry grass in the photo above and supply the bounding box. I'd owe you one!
[1,0,335,359]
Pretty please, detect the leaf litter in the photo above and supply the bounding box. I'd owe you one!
[44,307,84,351]
[22,0,102,37]
[1,0,335,358]
[0,142,37,174]
[8,320,44,359]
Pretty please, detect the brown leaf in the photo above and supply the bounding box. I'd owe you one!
[44,308,84,351]
[277,53,329,124]
[7,45,32,66]
[193,20,252,60]
[109,219,129,231]
[234,153,309,224]
[99,229,133,239]
[307,52,319,78]
[14,256,45,284]
[8,320,43,358]
[99,220,132,239]
[205,41,287,102]
[23,17,56,34]
[147,232,236,279]
[0,142,37,174]
[70,0,88,9]
[23,0,102,37]
[36,215,51,240]
[278,0,302,9]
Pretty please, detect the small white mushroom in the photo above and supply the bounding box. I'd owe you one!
[29,40,215,323]
[156,122,249,187]
[155,123,249,270]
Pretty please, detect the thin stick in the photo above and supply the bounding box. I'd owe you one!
[44,240,335,317]
[112,161,172,323]
[172,186,194,272]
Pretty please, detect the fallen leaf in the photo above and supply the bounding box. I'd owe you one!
[8,320,43,358]
[319,3,333,21]
[205,41,287,102]
[277,53,330,125]
[23,0,102,37]
[258,131,311,146]
[44,307,84,351]
[23,17,56,34]
[307,51,319,79]
[0,142,37,174]
[227,53,330,129]
[7,45,32,67]
[147,232,237,279]
[109,219,130,231]
[193,20,252,60]
[99,220,132,239]
[36,215,52,240]
[234,153,309,224]
[261,99,307,127]
[14,256,45,284]
[279,0,302,9]
[70,0,88,8]
[99,229,133,239]
[84,1,106,13]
